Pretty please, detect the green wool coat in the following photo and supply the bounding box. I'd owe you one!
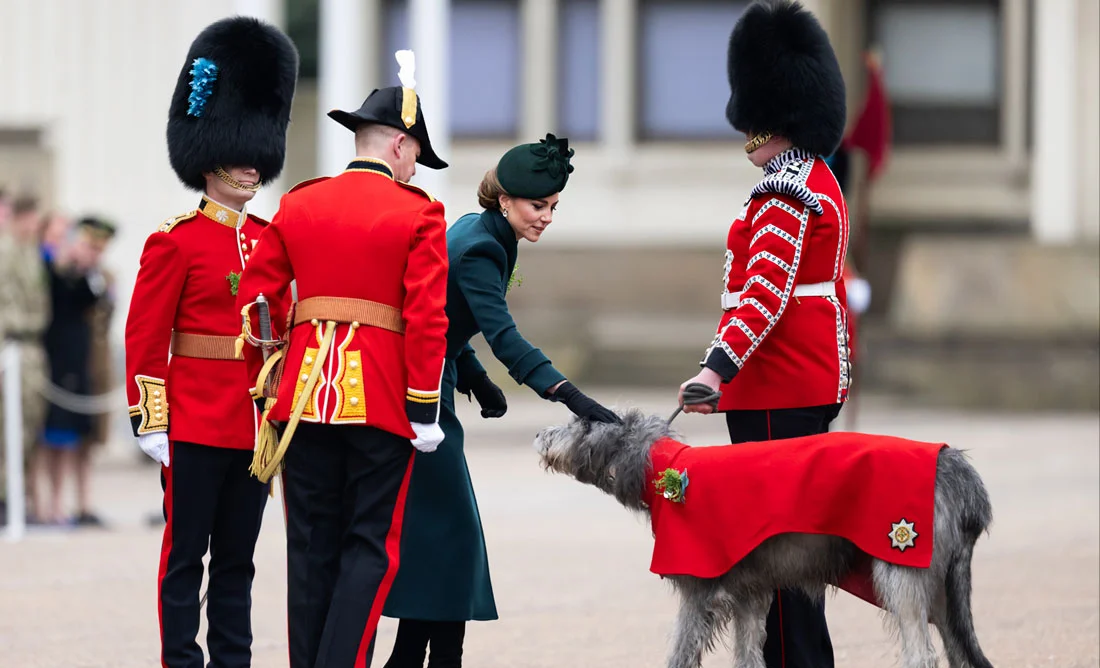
[382,209,566,622]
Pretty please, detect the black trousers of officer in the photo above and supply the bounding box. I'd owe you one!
[159,441,268,668]
[284,423,415,668]
[726,403,842,668]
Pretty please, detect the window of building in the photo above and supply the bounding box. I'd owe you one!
[869,0,1002,146]
[558,0,601,140]
[385,0,521,138]
[637,1,746,140]
[286,0,320,79]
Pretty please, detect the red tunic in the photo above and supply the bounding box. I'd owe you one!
[236,158,449,439]
[124,196,269,450]
[642,433,945,595]
[702,148,852,411]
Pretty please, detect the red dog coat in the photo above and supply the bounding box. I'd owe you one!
[641,432,946,605]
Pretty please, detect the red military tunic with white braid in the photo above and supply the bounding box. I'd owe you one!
[235,158,449,438]
[124,196,271,449]
[702,148,852,411]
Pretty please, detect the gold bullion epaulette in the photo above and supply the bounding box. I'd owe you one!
[158,210,196,233]
[396,180,436,202]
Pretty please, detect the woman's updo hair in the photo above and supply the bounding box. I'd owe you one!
[477,168,508,211]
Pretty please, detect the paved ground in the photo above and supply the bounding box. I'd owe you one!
[1,389,1097,667]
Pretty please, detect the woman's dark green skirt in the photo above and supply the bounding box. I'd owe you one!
[382,360,498,621]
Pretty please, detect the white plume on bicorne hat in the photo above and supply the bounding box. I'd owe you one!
[396,49,416,89]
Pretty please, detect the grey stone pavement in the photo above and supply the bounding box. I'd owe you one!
[0,389,1097,668]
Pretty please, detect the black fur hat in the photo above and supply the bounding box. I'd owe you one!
[726,0,846,156]
[167,16,299,191]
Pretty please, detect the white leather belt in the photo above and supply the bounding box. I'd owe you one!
[721,281,836,310]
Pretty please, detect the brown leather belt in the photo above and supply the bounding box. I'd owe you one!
[293,296,405,334]
[170,332,243,361]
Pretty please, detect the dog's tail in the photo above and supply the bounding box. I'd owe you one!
[943,541,994,668]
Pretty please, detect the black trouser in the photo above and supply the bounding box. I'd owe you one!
[158,441,268,668]
[284,423,415,668]
[726,404,842,668]
[382,620,466,668]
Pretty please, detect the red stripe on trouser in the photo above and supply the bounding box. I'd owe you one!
[354,451,417,665]
[157,444,175,668]
[765,411,785,668]
[280,470,291,668]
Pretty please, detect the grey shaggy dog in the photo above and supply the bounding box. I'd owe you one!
[534,409,994,668]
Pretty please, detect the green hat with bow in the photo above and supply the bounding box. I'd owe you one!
[496,133,575,199]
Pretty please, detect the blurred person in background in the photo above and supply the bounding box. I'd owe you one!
[0,194,50,526]
[40,211,73,264]
[0,187,12,232]
[38,216,116,527]
[381,134,620,668]
[84,220,119,519]
[677,2,851,667]
[123,17,297,668]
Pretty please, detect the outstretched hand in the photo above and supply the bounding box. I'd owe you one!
[550,381,622,424]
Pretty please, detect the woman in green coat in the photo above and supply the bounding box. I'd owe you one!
[381,134,620,668]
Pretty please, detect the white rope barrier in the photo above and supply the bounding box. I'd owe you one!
[3,343,26,542]
[2,340,128,542]
[0,346,125,415]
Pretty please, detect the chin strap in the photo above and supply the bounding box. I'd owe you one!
[214,166,261,192]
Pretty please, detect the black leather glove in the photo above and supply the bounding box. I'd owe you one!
[469,373,507,419]
[549,381,621,424]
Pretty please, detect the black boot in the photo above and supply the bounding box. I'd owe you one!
[383,619,432,668]
[426,621,466,668]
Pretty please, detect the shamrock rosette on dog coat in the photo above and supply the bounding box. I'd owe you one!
[641,432,947,583]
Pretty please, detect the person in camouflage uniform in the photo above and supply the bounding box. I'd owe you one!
[0,195,50,525]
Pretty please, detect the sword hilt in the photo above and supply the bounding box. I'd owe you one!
[257,294,272,361]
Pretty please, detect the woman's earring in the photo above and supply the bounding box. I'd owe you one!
[502,208,509,218]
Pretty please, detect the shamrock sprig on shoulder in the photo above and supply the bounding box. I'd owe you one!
[654,468,689,504]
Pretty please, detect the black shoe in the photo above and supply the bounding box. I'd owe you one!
[75,512,107,528]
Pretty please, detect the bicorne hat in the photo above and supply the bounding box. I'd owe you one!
[328,51,448,170]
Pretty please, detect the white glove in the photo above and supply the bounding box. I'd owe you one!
[139,432,170,466]
[410,422,444,453]
[847,276,872,314]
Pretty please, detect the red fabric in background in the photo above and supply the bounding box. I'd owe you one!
[843,54,892,182]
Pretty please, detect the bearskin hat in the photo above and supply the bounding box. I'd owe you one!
[725,0,846,156]
[167,16,299,191]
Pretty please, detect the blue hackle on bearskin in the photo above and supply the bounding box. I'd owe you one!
[187,57,218,117]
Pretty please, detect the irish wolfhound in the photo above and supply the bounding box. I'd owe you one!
[534,409,994,668]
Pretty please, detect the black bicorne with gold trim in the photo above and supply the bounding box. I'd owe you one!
[328,88,448,170]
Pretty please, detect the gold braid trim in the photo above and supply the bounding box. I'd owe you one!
[250,321,337,483]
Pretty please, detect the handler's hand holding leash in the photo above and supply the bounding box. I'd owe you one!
[670,368,723,424]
